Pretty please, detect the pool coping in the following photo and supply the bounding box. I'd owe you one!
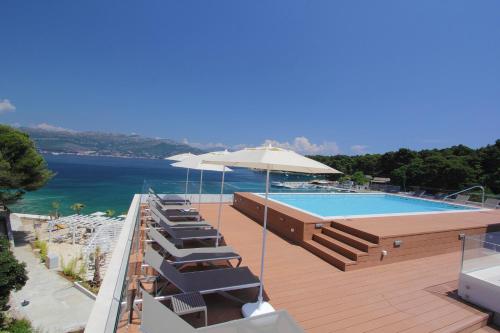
[255,192,490,220]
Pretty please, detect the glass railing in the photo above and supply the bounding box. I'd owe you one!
[461,232,500,274]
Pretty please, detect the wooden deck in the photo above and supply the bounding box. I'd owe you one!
[118,203,499,332]
[334,209,500,239]
[199,203,496,332]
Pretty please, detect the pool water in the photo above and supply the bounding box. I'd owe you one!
[265,193,478,218]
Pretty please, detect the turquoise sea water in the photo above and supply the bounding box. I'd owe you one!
[11,154,315,216]
[267,193,477,217]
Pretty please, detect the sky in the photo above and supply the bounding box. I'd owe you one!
[1,1,499,155]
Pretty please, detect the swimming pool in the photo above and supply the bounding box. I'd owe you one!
[263,193,480,219]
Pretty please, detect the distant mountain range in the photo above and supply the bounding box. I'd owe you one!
[21,127,204,159]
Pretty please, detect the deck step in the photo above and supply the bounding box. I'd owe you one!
[312,233,369,261]
[303,240,356,271]
[322,226,378,252]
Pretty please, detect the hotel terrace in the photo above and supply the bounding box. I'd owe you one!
[83,185,500,333]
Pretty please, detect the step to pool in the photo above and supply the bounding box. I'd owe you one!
[303,224,380,271]
[322,226,378,252]
[312,233,369,261]
[303,240,357,271]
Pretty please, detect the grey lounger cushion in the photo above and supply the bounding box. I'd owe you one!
[145,248,259,294]
[484,198,499,209]
[147,228,241,266]
[150,205,211,229]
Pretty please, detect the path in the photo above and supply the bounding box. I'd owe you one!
[8,218,94,333]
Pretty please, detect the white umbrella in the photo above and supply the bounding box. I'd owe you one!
[166,152,198,203]
[203,144,341,317]
[171,151,232,221]
[90,211,106,217]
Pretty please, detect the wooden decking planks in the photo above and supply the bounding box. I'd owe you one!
[198,204,490,333]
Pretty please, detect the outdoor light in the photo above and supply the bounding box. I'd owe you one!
[394,240,403,247]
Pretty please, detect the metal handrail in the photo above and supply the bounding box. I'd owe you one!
[444,185,485,207]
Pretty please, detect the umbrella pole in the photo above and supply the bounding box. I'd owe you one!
[215,166,226,247]
[258,168,270,304]
[198,170,203,221]
[184,168,190,204]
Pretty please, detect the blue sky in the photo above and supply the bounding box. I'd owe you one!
[1,1,499,155]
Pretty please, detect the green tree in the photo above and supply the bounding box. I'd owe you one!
[104,209,115,217]
[0,236,28,325]
[70,203,85,215]
[0,125,53,206]
[351,171,368,185]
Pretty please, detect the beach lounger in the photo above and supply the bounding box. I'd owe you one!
[149,203,211,229]
[139,288,305,333]
[155,222,222,247]
[453,194,470,204]
[149,188,191,205]
[412,190,426,197]
[147,228,241,267]
[484,198,499,209]
[144,247,259,296]
[148,199,200,219]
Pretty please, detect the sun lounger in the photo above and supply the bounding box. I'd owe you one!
[154,222,221,247]
[148,199,200,220]
[149,188,191,205]
[484,198,499,209]
[412,190,426,197]
[148,194,194,211]
[144,247,259,295]
[147,228,241,267]
[453,194,470,204]
[149,204,211,229]
[140,288,305,333]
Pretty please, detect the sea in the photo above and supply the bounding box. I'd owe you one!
[11,154,316,216]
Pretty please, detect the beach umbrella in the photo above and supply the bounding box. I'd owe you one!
[203,144,341,317]
[171,151,232,220]
[166,152,198,203]
[90,211,106,217]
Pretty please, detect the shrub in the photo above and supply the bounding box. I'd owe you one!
[61,256,86,281]
[0,237,28,326]
[1,318,34,333]
[33,240,48,263]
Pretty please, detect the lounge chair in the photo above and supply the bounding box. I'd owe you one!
[434,192,447,200]
[140,288,305,333]
[144,247,259,295]
[412,190,426,197]
[146,228,241,267]
[148,199,200,220]
[149,203,211,229]
[453,194,470,204]
[149,188,190,205]
[149,196,195,211]
[484,198,499,209]
[154,221,221,247]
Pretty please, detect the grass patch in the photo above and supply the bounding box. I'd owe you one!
[32,240,48,263]
[0,318,36,333]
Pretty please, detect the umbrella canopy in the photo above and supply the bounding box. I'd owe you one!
[202,145,340,317]
[203,145,342,174]
[165,152,197,161]
[171,152,233,172]
[165,153,198,203]
[171,151,233,219]
[90,211,106,217]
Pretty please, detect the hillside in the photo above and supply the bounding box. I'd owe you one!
[21,127,203,159]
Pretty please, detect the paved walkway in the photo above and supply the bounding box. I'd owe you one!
[9,220,94,333]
